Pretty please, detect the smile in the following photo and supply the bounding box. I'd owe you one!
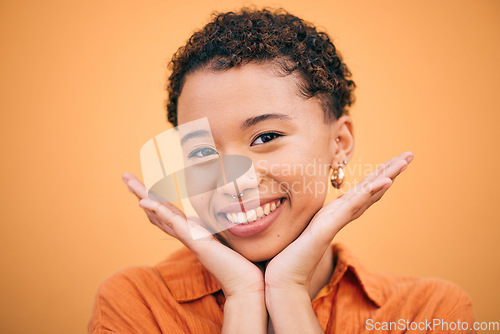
[224,198,283,225]
[217,197,287,238]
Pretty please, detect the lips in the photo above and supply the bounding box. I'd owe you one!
[216,197,286,238]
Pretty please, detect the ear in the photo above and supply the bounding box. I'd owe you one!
[329,115,354,164]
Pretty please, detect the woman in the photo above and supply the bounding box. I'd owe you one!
[89,7,474,333]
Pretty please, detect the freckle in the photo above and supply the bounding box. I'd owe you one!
[277,234,280,237]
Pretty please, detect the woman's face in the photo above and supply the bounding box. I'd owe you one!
[177,62,342,262]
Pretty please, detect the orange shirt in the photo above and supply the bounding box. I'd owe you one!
[88,243,475,333]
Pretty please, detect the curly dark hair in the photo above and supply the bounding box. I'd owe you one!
[166,7,355,127]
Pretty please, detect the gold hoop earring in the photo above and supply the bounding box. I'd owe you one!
[330,160,347,189]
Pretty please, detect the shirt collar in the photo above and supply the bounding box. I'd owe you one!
[156,243,385,306]
[155,247,221,302]
[314,243,385,307]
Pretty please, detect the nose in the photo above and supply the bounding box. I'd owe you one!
[216,154,260,199]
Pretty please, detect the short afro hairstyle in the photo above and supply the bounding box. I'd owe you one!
[166,7,355,127]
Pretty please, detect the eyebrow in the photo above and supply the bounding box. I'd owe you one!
[240,113,293,130]
[180,113,292,144]
[180,129,211,145]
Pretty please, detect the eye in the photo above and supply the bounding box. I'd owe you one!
[251,132,283,146]
[188,147,218,159]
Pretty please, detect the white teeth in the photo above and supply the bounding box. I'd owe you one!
[263,203,270,215]
[237,212,247,224]
[224,199,283,224]
[246,209,257,222]
[256,206,264,218]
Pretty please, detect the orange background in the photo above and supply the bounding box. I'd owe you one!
[1,0,499,333]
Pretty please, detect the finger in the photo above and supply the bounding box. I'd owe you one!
[351,181,392,220]
[378,156,411,182]
[340,177,391,219]
[144,208,173,233]
[341,167,393,204]
[123,173,148,199]
[140,198,176,228]
[123,173,188,220]
[351,155,412,219]
[139,198,194,241]
[162,201,187,219]
[142,206,163,227]
[302,175,392,255]
[348,152,411,200]
[309,153,413,243]
[367,151,413,182]
[320,176,392,228]
[335,179,391,230]
[349,153,413,220]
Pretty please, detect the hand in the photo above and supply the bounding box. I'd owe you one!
[122,173,268,333]
[264,151,414,333]
[122,173,264,298]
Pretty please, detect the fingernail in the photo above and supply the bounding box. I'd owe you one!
[400,165,408,172]
[122,175,129,184]
[406,155,414,163]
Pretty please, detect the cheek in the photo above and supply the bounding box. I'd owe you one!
[266,155,331,199]
[187,193,213,221]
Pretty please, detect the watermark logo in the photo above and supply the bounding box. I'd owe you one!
[365,318,500,332]
[140,117,388,239]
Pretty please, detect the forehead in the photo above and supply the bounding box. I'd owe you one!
[177,63,321,127]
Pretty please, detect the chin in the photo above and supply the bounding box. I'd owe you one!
[236,243,286,263]
[244,252,274,263]
[214,227,298,263]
